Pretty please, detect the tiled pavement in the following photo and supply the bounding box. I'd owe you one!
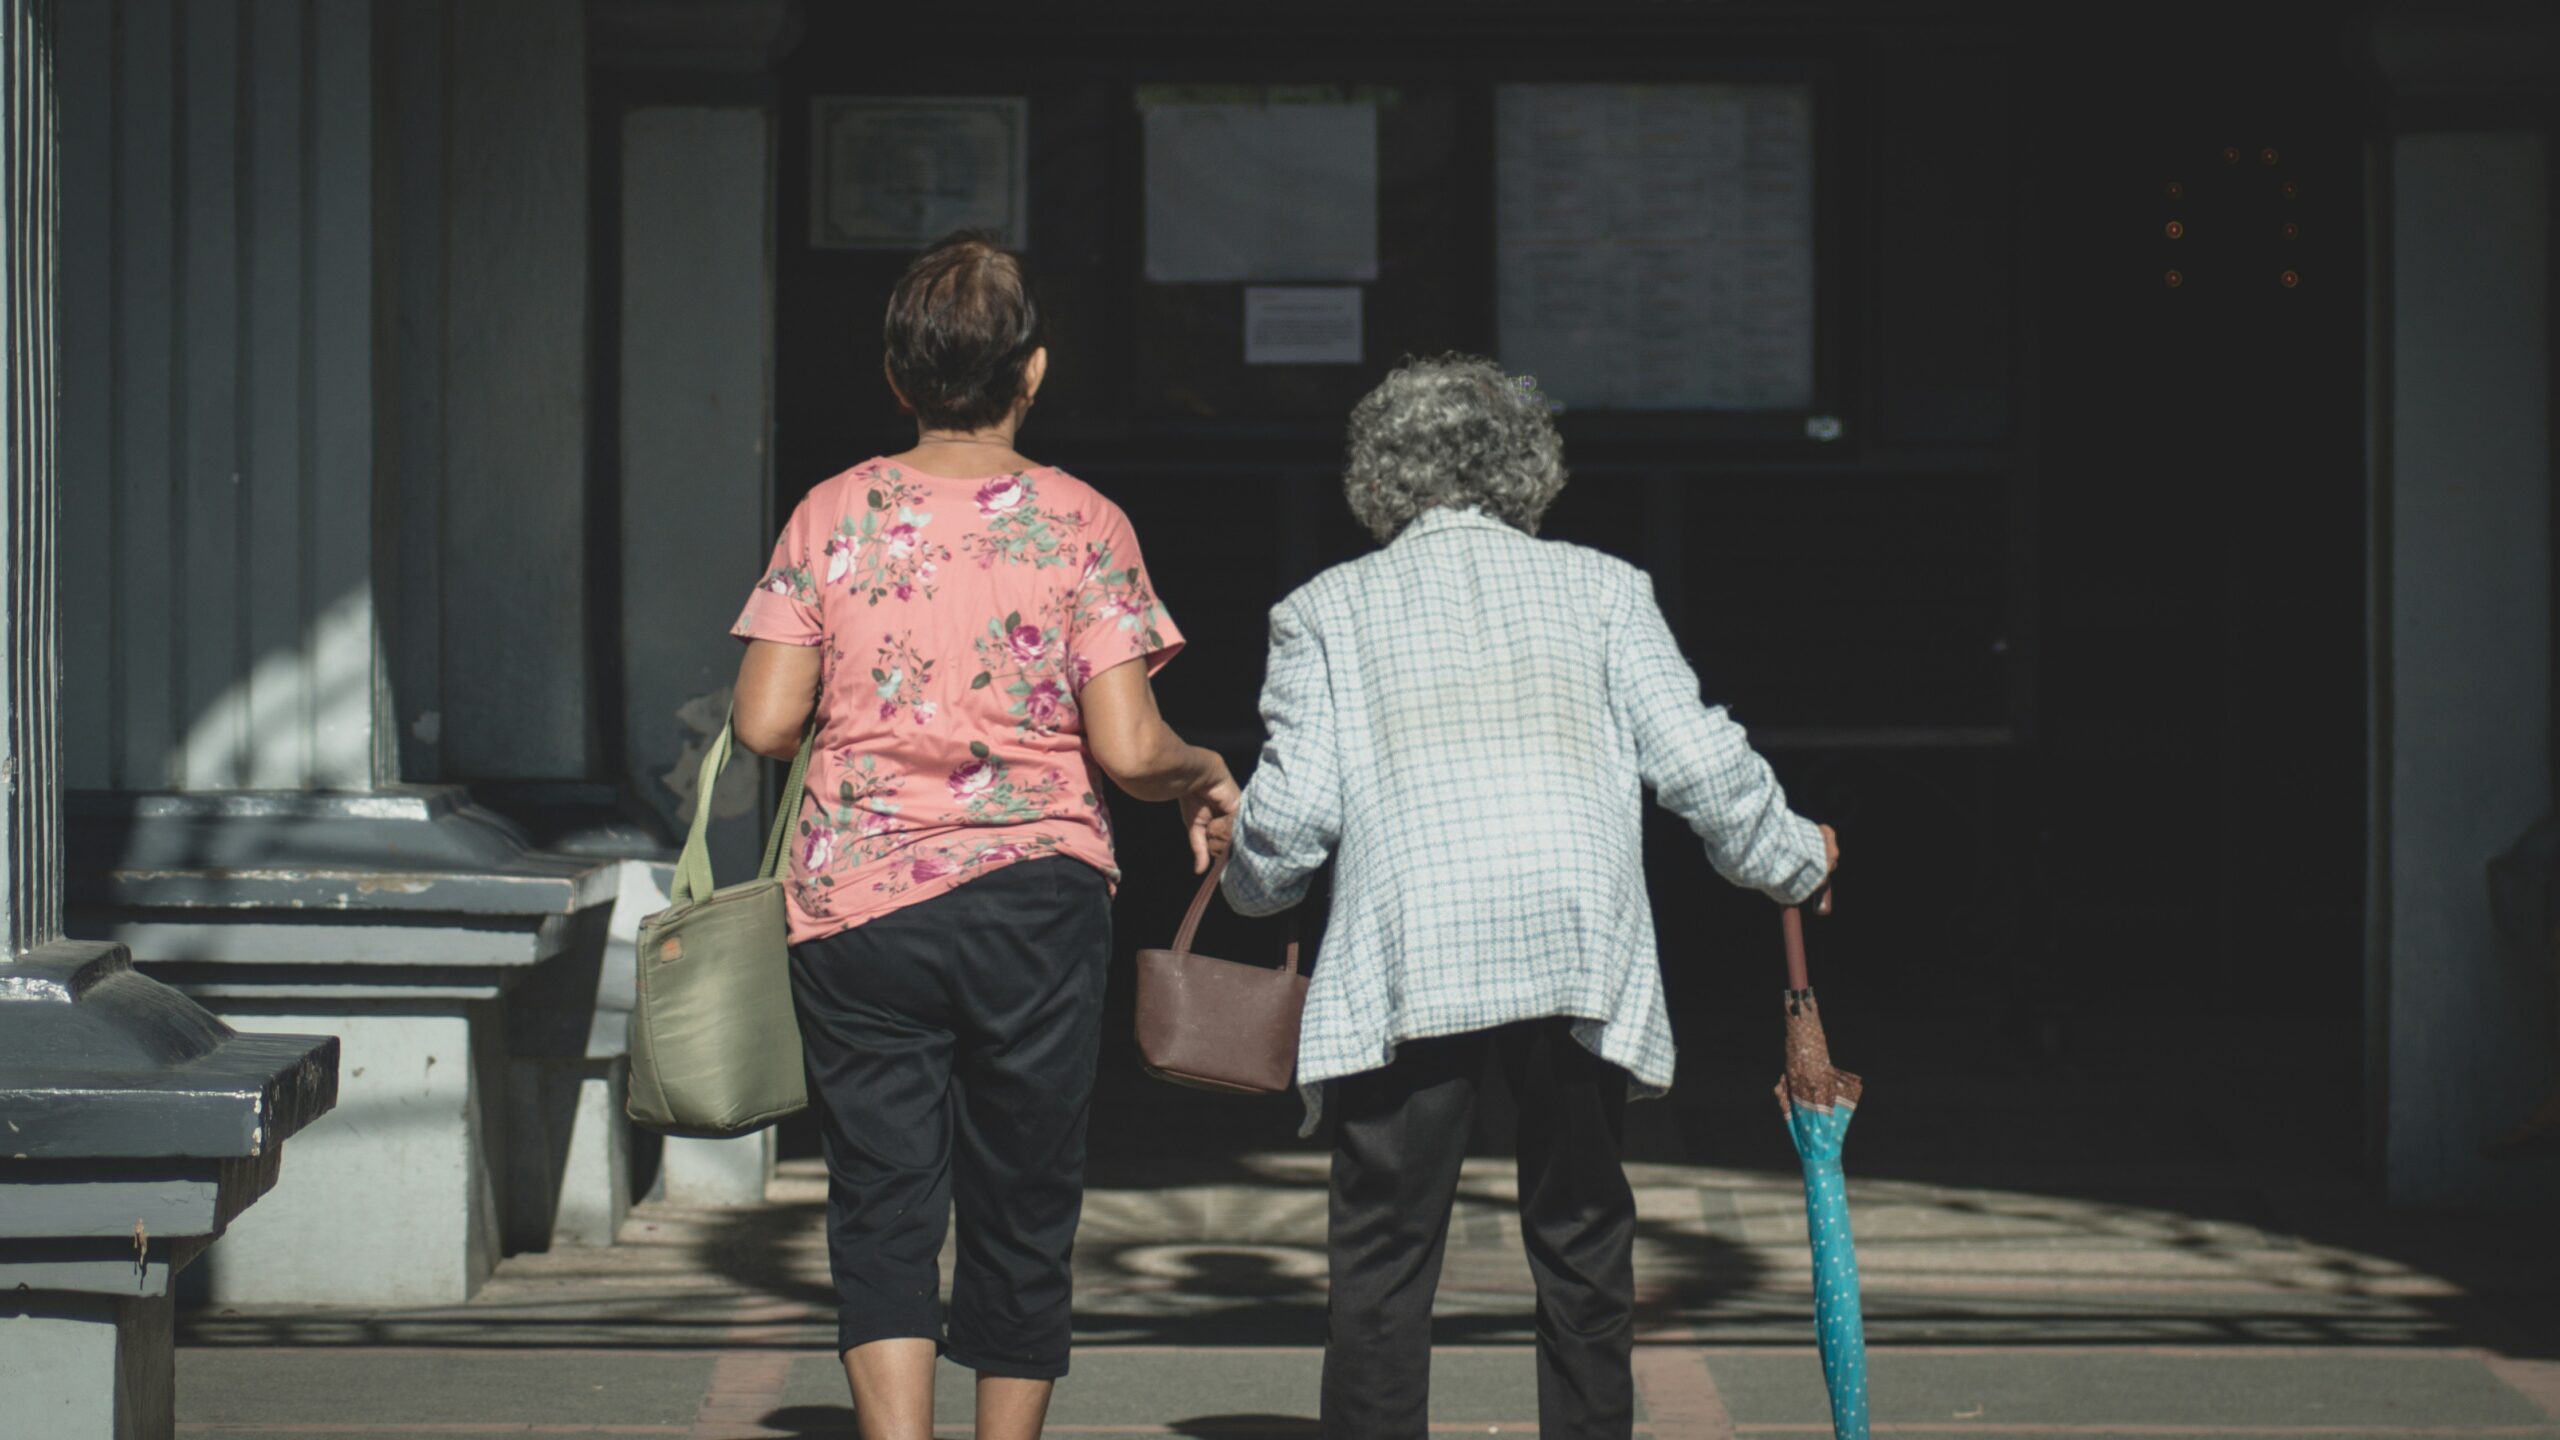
[173,1020,2560,1438]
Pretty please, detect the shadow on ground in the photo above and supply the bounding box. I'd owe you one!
[742,1409,1328,1438]
[745,1406,854,1438]
[169,1012,2559,1369]
[693,1144,1774,1348]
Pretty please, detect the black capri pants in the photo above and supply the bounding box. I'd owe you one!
[788,856,1112,1378]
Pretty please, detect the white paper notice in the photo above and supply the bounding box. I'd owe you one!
[1144,103,1379,283]
[1244,287,1363,364]
[810,97,1028,250]
[1496,83,1816,411]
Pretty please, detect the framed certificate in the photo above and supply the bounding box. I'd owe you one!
[810,96,1029,250]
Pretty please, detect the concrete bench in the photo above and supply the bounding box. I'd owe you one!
[66,788,622,1306]
[0,939,337,1439]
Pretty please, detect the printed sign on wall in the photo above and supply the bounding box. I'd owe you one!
[1244,287,1364,365]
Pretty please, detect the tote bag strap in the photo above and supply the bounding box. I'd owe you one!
[671,708,817,907]
[759,722,818,881]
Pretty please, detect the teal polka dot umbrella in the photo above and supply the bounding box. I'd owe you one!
[1777,895,1869,1440]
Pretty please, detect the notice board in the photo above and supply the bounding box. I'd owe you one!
[1142,101,1379,283]
[1496,83,1817,412]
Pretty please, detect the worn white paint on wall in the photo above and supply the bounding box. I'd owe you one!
[2379,130,2558,1208]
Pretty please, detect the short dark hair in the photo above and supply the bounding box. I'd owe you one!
[882,230,1042,432]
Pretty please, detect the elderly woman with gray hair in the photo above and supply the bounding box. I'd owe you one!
[1222,354,1839,1440]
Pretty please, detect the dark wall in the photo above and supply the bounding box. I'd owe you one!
[761,3,2367,1069]
[2024,8,2368,1023]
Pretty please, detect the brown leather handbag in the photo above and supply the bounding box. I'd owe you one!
[1133,857,1308,1094]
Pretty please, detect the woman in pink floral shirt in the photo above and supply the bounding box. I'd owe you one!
[731,232,1235,1439]
[736,458,1192,927]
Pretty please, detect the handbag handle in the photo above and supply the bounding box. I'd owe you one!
[1171,855,1301,975]
[671,707,817,908]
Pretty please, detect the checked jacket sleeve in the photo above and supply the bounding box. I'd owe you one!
[1610,572,1830,905]
[1225,597,1341,917]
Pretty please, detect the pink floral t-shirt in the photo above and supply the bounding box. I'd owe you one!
[733,458,1182,944]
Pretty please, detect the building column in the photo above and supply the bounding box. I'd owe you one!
[2,6,334,1436]
[0,8,163,1423]
[2364,6,2560,1208]
[597,0,800,1206]
[53,0,619,1304]
[0,0,57,963]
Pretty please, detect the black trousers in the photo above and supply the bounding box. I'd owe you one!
[1324,1019,1637,1440]
[788,856,1111,1379]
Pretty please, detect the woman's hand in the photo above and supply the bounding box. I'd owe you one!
[1180,755,1242,875]
[1814,824,1841,915]
[1079,658,1237,872]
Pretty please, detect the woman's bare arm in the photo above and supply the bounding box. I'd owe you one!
[734,640,822,759]
[1080,657,1238,871]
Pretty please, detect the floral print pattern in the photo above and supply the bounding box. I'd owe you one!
[963,472,1083,571]
[871,833,1064,897]
[1073,539,1173,659]
[734,458,1183,944]
[833,468,953,605]
[945,742,1069,825]
[969,610,1077,738]
[873,631,939,726]
[748,561,818,618]
[789,753,907,921]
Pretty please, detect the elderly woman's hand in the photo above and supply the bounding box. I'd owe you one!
[1180,756,1242,875]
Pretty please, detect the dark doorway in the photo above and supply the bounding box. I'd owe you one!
[762,1,2368,1184]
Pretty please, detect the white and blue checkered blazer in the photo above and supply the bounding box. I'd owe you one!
[1222,505,1831,1131]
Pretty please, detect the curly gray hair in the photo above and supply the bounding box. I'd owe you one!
[1343,353,1567,542]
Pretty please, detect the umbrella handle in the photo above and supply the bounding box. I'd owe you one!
[1783,908,1810,993]
[1783,883,1832,994]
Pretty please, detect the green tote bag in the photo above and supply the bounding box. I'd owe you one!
[625,714,815,1138]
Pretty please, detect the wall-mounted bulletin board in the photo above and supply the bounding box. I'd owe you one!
[1119,67,1839,442]
[768,22,2019,750]
[1494,82,1816,412]
[779,57,1844,452]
